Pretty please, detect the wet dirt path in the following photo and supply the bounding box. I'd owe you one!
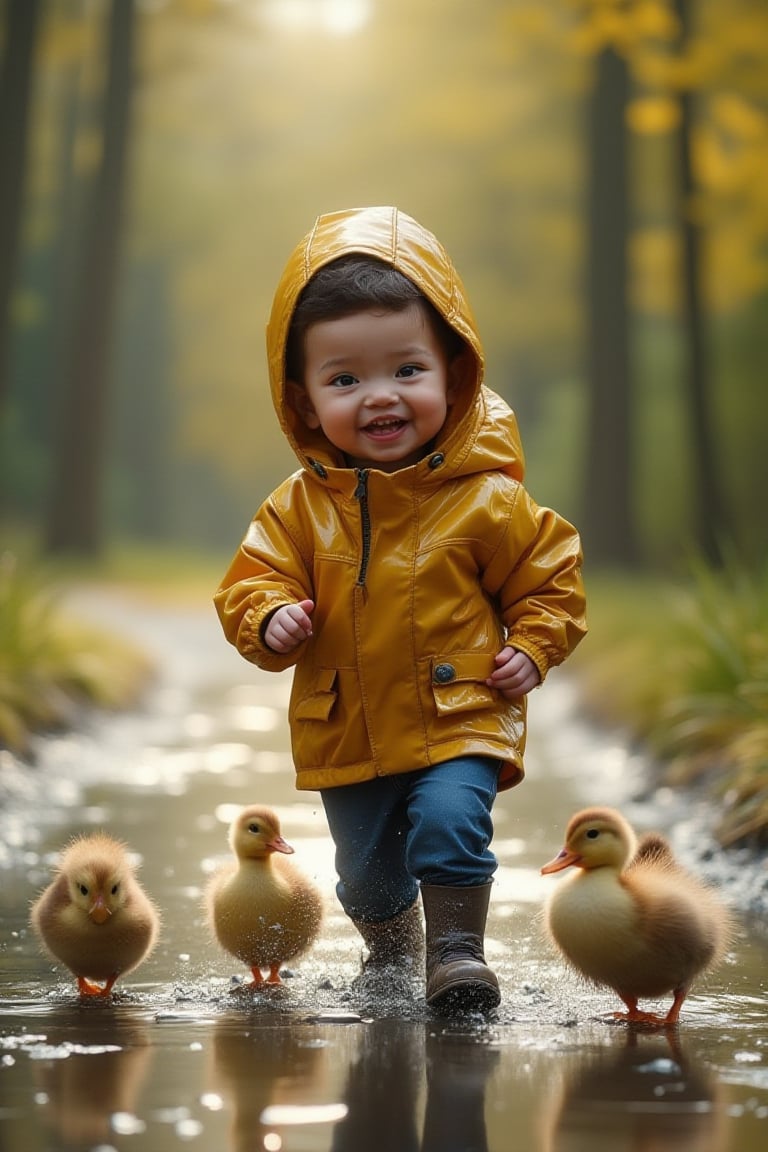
[1,589,766,1151]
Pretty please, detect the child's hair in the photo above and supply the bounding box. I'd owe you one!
[286,254,464,381]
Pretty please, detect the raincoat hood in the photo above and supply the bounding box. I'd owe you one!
[266,206,523,481]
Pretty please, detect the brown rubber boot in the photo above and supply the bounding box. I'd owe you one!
[421,882,500,1014]
[352,902,425,976]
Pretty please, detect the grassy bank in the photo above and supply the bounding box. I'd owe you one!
[0,553,154,753]
[572,558,768,848]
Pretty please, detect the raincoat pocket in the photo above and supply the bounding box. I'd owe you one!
[429,653,496,715]
[293,667,338,721]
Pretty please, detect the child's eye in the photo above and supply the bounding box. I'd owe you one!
[397,364,421,378]
[330,374,356,388]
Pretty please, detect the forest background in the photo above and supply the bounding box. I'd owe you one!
[1,0,766,570]
[0,0,767,843]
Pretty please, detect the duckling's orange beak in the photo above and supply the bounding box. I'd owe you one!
[89,894,111,924]
[266,835,295,855]
[541,848,581,875]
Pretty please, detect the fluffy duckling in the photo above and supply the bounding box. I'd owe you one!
[541,807,731,1026]
[30,833,160,997]
[206,805,323,987]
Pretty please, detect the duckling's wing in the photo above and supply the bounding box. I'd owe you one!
[30,874,70,937]
[272,859,324,941]
[119,880,161,951]
[629,832,676,869]
[625,853,730,988]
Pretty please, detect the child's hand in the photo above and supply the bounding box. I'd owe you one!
[264,599,314,653]
[486,646,540,699]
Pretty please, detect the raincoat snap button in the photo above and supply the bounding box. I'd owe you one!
[433,663,456,684]
[428,453,445,469]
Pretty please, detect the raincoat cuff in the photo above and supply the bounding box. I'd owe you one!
[506,638,550,684]
[237,603,299,673]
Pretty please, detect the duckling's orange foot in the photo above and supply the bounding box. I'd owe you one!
[245,966,283,988]
[77,975,117,997]
[607,1008,677,1030]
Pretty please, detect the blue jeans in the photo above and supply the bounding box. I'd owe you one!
[320,755,500,923]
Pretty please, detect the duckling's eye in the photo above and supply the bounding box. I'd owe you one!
[586,829,600,840]
[248,823,261,834]
[111,883,120,895]
[78,883,89,896]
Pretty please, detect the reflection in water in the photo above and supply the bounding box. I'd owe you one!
[331,1019,422,1152]
[541,1030,728,1152]
[423,1027,500,1152]
[31,1010,153,1149]
[209,1016,329,1152]
[330,1019,499,1152]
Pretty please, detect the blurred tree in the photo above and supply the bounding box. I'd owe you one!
[571,0,767,567]
[673,0,726,566]
[112,259,172,539]
[0,0,41,416]
[583,41,637,565]
[44,0,136,555]
[632,0,768,565]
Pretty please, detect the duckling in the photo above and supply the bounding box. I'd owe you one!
[541,807,731,1026]
[30,833,160,997]
[206,805,323,987]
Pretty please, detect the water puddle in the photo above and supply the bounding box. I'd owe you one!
[1,595,766,1150]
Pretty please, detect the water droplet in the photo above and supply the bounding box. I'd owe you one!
[176,1118,204,1139]
[636,1058,681,1075]
[111,1112,146,1135]
[260,1103,348,1126]
[302,1010,362,1024]
[153,1107,190,1124]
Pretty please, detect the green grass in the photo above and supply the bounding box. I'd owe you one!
[0,552,154,753]
[573,556,768,847]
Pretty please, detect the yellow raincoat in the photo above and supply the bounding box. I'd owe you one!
[215,207,586,792]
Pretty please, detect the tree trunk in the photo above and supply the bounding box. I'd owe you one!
[583,46,638,567]
[44,0,135,555]
[0,0,41,415]
[674,0,726,565]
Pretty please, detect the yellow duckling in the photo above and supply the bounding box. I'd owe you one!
[206,805,323,987]
[30,833,160,997]
[541,806,732,1026]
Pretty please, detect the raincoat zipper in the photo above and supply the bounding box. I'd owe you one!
[354,468,371,587]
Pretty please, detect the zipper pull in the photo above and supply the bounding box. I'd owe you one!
[354,469,369,501]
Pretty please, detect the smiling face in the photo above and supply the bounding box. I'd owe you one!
[289,302,461,472]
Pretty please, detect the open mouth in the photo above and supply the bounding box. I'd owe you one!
[363,418,407,438]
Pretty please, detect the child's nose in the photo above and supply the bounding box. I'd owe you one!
[365,381,399,406]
